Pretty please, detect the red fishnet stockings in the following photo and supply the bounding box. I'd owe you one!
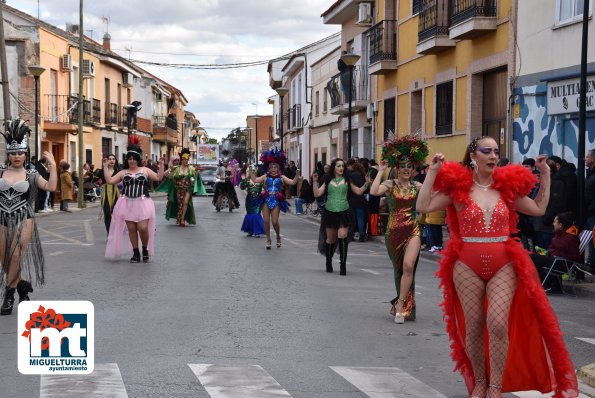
[453,262,517,398]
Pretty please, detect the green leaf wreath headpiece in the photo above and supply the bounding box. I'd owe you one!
[381,132,429,167]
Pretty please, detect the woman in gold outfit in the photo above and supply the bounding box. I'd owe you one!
[370,135,428,323]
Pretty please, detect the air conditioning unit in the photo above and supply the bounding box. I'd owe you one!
[356,2,373,26]
[82,60,95,77]
[122,72,134,87]
[61,54,73,71]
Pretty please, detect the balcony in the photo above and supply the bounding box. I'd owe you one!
[288,104,302,131]
[366,20,398,75]
[152,116,178,144]
[449,0,497,40]
[416,0,456,55]
[43,95,98,131]
[105,103,120,126]
[327,65,370,116]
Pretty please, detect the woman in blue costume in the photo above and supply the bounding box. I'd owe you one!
[250,149,299,249]
[239,165,265,237]
[156,148,206,226]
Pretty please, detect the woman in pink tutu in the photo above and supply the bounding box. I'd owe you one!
[102,136,164,263]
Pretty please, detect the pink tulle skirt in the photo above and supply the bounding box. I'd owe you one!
[105,196,156,260]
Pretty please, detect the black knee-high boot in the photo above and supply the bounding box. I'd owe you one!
[338,238,348,275]
[1,287,16,315]
[325,242,336,273]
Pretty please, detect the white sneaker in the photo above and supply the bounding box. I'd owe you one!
[39,209,50,213]
[394,313,405,324]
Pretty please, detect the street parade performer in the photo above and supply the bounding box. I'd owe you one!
[103,135,164,263]
[370,135,427,323]
[250,148,299,249]
[157,148,206,226]
[416,136,578,398]
[0,119,57,315]
[96,153,121,234]
[239,165,265,237]
[313,158,370,275]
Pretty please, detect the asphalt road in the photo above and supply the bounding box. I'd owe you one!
[0,191,594,398]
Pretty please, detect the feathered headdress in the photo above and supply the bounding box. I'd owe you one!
[381,133,429,167]
[1,119,30,153]
[126,134,143,159]
[259,148,286,174]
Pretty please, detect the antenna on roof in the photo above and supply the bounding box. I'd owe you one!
[101,16,109,34]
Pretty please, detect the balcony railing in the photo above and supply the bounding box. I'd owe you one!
[451,0,497,26]
[327,65,370,112]
[105,103,119,125]
[153,116,178,131]
[92,99,101,124]
[367,20,398,65]
[43,94,97,125]
[418,0,451,42]
[288,104,302,130]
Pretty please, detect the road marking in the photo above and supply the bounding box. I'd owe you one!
[512,390,590,397]
[576,337,595,345]
[83,220,94,243]
[360,268,382,275]
[48,251,65,256]
[40,363,128,397]
[188,364,292,398]
[330,366,447,398]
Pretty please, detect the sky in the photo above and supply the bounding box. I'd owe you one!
[6,0,339,141]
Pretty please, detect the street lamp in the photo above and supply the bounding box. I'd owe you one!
[275,87,288,152]
[340,52,360,159]
[28,64,46,160]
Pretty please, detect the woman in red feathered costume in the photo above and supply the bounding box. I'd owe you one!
[417,136,578,398]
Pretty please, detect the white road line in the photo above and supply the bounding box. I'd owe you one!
[188,364,292,398]
[48,251,65,256]
[83,220,94,243]
[330,366,447,398]
[360,268,382,275]
[40,363,128,397]
[512,389,590,397]
[576,337,595,345]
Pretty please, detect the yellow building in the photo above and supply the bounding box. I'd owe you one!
[365,0,514,162]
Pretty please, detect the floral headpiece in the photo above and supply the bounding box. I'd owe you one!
[180,148,191,160]
[1,119,30,153]
[381,134,429,167]
[259,148,287,174]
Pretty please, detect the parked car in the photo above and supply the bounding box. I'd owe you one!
[196,165,218,195]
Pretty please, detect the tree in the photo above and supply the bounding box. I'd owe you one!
[207,138,218,144]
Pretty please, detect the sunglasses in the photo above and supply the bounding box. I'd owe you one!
[477,147,500,156]
[399,162,414,169]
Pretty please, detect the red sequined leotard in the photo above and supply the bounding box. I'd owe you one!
[457,198,512,282]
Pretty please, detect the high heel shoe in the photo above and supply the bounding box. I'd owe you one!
[276,236,281,248]
[130,248,141,263]
[393,298,405,324]
[1,287,16,315]
[266,239,271,250]
[486,384,501,398]
[142,247,149,263]
[470,378,487,398]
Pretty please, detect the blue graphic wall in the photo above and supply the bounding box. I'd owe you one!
[513,83,595,165]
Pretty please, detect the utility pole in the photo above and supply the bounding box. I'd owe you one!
[577,0,590,228]
[77,0,85,208]
[0,1,12,129]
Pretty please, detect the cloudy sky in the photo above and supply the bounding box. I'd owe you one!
[7,0,339,141]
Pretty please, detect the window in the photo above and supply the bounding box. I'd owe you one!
[383,97,396,141]
[315,90,320,116]
[412,0,425,15]
[323,88,328,113]
[556,0,592,25]
[411,90,423,134]
[436,81,453,135]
